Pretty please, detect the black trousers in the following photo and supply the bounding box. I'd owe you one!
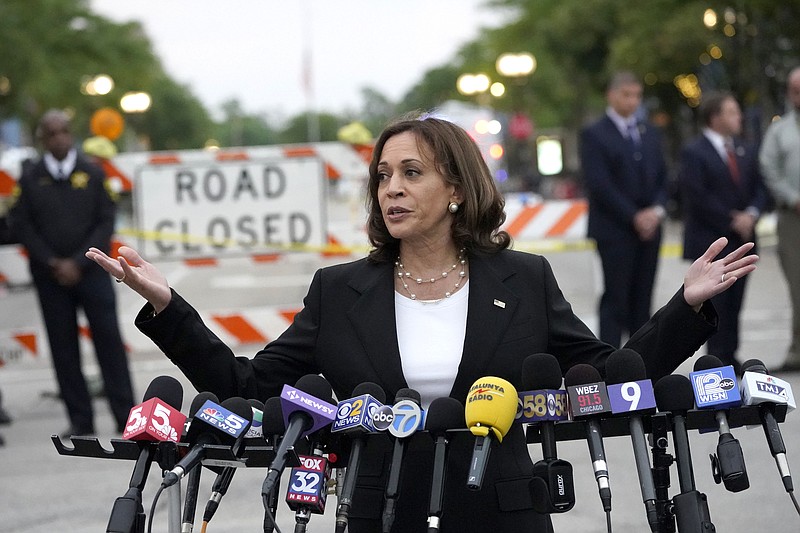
[32,263,135,432]
[595,230,662,348]
[707,272,748,372]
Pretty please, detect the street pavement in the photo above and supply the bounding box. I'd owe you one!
[1,221,799,532]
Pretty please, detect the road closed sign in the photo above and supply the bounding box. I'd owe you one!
[134,155,326,259]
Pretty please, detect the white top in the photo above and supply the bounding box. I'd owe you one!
[394,281,469,408]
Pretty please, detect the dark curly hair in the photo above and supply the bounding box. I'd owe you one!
[366,114,511,263]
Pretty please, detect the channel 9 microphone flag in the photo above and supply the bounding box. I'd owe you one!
[465,376,518,490]
[605,349,658,532]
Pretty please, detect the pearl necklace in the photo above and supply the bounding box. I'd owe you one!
[395,249,467,301]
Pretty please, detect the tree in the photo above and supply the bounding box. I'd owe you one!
[214,99,277,147]
[0,0,215,150]
[277,112,345,144]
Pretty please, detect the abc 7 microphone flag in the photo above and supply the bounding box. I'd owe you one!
[371,397,425,438]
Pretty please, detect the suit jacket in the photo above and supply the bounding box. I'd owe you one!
[9,153,115,276]
[679,135,768,259]
[579,116,669,242]
[138,249,716,532]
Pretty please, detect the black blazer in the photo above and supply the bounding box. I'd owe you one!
[679,135,768,260]
[138,249,715,532]
[579,116,669,242]
[10,153,115,276]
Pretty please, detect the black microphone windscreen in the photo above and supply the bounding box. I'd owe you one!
[563,364,602,387]
[654,375,695,412]
[605,348,647,384]
[221,397,255,424]
[395,387,421,404]
[190,391,219,417]
[425,397,465,435]
[741,359,768,374]
[351,382,387,404]
[295,374,334,404]
[249,399,265,411]
[693,354,724,371]
[262,396,286,435]
[521,353,563,390]
[143,375,184,409]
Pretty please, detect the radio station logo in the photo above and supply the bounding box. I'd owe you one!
[693,371,735,403]
[468,382,507,403]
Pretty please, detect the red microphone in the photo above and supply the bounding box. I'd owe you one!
[122,376,186,443]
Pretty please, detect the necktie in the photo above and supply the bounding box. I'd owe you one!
[627,122,641,146]
[725,141,740,185]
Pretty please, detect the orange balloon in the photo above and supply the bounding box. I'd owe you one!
[90,107,125,141]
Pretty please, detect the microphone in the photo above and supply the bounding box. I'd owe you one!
[654,374,715,532]
[465,377,518,491]
[261,396,287,533]
[261,375,337,498]
[162,396,253,488]
[564,364,612,512]
[106,375,184,533]
[285,448,332,521]
[425,396,465,533]
[605,348,659,532]
[741,359,796,493]
[333,382,387,533]
[690,355,749,492]
[379,388,425,533]
[518,353,574,514]
[201,399,265,526]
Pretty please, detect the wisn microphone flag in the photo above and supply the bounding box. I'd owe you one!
[690,364,741,409]
[123,397,186,442]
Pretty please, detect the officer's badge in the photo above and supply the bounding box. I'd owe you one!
[71,171,89,189]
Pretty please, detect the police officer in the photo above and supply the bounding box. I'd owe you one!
[9,109,134,436]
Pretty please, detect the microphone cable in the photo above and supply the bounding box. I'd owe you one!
[146,484,166,533]
[261,492,284,533]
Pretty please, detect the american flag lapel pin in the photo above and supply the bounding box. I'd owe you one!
[493,299,506,309]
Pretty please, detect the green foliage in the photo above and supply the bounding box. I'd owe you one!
[277,112,345,144]
[0,0,212,149]
[137,75,213,151]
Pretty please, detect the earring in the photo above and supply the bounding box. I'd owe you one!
[448,202,459,213]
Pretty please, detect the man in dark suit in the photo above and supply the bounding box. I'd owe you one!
[679,91,767,373]
[9,109,135,436]
[579,72,669,347]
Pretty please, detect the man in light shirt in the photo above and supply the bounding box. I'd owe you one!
[760,67,800,373]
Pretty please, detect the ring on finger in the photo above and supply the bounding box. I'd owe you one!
[721,273,726,283]
[115,273,126,283]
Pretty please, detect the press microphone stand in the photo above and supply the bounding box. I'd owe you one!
[649,414,676,533]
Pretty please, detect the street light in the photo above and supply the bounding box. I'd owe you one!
[120,91,152,113]
[495,52,537,192]
[495,53,536,79]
